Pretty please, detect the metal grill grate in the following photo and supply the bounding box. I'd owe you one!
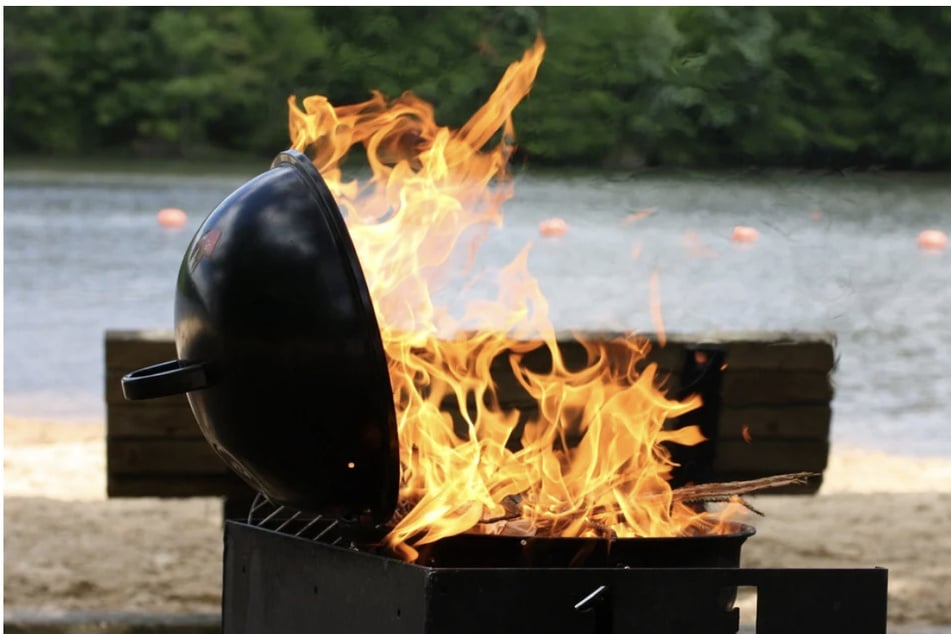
[245,492,345,545]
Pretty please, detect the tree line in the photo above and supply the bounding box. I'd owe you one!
[5,6,951,169]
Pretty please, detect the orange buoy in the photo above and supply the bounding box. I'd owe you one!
[157,208,187,228]
[539,217,568,238]
[917,229,948,251]
[809,210,823,222]
[731,225,759,243]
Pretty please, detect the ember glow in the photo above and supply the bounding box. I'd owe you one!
[288,36,745,561]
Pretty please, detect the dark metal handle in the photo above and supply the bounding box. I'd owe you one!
[575,585,611,634]
[121,359,211,400]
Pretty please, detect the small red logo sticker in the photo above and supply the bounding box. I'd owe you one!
[189,228,222,270]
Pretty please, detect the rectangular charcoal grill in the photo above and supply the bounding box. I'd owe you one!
[222,496,888,634]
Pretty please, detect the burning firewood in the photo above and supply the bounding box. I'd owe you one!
[434,472,815,541]
[671,472,818,505]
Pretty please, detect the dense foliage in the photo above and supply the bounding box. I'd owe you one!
[5,6,951,169]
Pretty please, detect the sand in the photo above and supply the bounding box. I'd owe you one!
[4,416,951,627]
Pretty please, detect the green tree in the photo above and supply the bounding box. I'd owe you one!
[147,7,332,155]
[4,7,163,153]
[4,6,951,168]
[514,7,681,166]
[651,7,779,166]
[304,7,540,129]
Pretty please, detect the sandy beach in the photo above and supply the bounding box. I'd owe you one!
[4,416,951,628]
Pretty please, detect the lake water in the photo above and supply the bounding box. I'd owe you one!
[4,166,950,457]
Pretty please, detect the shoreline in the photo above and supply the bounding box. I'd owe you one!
[4,416,951,626]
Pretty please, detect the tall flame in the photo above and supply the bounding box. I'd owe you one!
[289,36,742,561]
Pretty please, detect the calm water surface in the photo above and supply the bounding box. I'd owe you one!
[4,167,950,457]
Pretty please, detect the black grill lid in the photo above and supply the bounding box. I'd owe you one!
[122,149,399,524]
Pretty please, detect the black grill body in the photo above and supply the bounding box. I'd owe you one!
[223,521,887,634]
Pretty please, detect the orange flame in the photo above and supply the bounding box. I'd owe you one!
[288,35,744,561]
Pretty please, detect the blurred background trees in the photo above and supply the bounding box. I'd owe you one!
[5,6,951,169]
